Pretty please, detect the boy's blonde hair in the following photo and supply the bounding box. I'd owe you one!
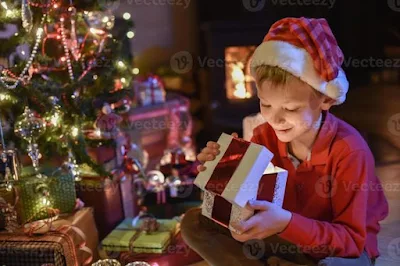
[255,65,325,98]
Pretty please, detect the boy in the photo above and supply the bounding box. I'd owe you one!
[181,17,389,266]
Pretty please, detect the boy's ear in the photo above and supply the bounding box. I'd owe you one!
[320,97,336,111]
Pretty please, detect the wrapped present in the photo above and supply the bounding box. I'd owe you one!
[201,163,288,233]
[118,232,203,266]
[194,133,274,208]
[0,165,77,225]
[134,74,166,106]
[75,164,138,239]
[0,207,99,266]
[101,217,179,254]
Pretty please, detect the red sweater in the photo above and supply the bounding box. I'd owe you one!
[251,111,388,260]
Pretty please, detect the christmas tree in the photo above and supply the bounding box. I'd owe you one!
[0,0,137,177]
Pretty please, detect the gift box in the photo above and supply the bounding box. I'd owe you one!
[134,75,166,106]
[75,165,135,240]
[0,207,99,266]
[194,133,274,208]
[0,165,77,225]
[101,218,179,254]
[201,163,288,233]
[118,232,203,266]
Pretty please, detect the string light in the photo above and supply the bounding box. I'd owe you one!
[71,127,79,137]
[60,17,74,81]
[121,77,126,84]
[123,12,131,20]
[126,31,135,39]
[0,14,47,89]
[93,75,98,80]
[132,68,140,75]
[102,17,109,23]
[117,61,125,68]
[1,2,8,9]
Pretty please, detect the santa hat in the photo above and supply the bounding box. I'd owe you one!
[250,17,349,105]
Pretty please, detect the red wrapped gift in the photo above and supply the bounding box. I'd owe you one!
[0,207,99,266]
[118,232,203,266]
[201,163,288,233]
[75,168,138,240]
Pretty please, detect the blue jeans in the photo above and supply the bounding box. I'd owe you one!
[181,208,375,266]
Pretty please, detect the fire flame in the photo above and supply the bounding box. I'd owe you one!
[231,62,251,99]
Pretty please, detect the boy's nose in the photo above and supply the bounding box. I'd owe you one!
[270,110,285,125]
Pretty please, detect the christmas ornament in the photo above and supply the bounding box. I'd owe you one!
[21,0,33,32]
[14,107,46,177]
[0,117,20,191]
[92,259,121,266]
[94,103,123,139]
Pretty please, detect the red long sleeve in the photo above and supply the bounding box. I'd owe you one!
[251,111,389,260]
[278,150,370,258]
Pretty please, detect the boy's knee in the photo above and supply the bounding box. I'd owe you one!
[181,207,202,245]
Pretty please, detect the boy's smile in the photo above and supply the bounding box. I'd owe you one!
[257,77,332,145]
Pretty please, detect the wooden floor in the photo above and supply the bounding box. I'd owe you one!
[188,163,400,266]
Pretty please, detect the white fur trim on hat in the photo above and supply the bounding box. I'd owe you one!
[250,40,349,105]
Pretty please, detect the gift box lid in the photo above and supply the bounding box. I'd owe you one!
[195,133,274,208]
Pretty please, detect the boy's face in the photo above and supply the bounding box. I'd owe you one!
[257,78,331,143]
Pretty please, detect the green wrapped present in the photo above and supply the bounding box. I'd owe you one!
[102,218,179,254]
[14,165,77,224]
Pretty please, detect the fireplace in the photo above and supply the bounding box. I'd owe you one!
[200,21,273,140]
[225,46,257,101]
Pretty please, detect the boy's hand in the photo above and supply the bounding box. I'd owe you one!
[197,132,238,172]
[230,200,292,242]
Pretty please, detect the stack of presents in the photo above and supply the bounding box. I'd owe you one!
[0,112,288,265]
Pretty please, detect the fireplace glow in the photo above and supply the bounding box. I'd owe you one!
[225,46,256,100]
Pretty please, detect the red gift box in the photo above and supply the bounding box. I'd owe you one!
[75,174,138,240]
